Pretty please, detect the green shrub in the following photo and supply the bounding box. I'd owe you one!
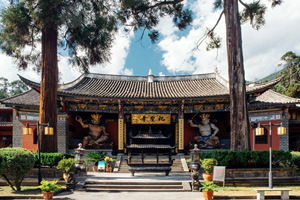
[37,180,61,192]
[291,151,300,169]
[57,158,76,173]
[199,150,292,169]
[201,158,218,173]
[201,181,220,191]
[34,153,74,167]
[85,151,106,165]
[0,148,35,191]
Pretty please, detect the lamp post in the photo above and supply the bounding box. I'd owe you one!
[190,144,201,191]
[74,143,85,170]
[254,122,287,189]
[23,122,53,185]
[251,122,258,150]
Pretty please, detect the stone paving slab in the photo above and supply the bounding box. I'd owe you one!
[55,191,205,200]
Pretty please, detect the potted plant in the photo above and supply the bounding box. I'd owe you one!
[201,181,219,200]
[201,158,218,181]
[85,151,106,172]
[57,158,76,181]
[37,180,61,200]
[104,156,114,172]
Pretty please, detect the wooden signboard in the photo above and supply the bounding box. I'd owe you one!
[213,166,226,189]
[131,114,171,124]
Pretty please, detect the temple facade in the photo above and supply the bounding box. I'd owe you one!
[1,72,299,153]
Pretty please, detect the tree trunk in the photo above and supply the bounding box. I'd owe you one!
[39,23,58,152]
[224,0,250,151]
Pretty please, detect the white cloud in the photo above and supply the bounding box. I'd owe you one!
[89,31,133,76]
[157,0,300,81]
[158,0,228,77]
[242,0,300,80]
[159,72,165,76]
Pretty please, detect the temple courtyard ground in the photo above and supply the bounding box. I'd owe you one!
[1,172,300,199]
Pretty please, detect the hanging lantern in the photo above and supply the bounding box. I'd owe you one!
[255,127,264,136]
[44,127,54,135]
[277,126,286,135]
[23,124,32,135]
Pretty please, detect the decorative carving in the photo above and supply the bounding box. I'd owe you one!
[215,104,224,110]
[131,114,171,124]
[194,104,203,110]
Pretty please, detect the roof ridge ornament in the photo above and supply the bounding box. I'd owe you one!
[148,69,154,83]
[214,66,220,74]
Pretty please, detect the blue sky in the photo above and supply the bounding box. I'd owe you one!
[1,0,300,84]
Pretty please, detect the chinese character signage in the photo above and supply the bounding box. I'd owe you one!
[131,114,171,124]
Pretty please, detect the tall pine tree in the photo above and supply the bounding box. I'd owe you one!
[0,0,192,152]
[199,0,282,150]
[275,51,300,98]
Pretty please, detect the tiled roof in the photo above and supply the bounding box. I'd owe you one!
[256,90,300,103]
[0,90,40,107]
[246,78,281,93]
[18,73,279,100]
[249,90,300,108]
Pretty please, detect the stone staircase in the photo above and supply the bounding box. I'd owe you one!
[82,180,191,192]
[117,155,188,173]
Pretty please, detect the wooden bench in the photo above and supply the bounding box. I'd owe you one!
[254,188,292,200]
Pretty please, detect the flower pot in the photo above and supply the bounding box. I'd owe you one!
[203,190,214,200]
[106,168,112,172]
[92,165,98,172]
[63,173,69,182]
[42,191,54,200]
[202,173,213,181]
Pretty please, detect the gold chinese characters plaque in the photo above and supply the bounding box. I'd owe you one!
[131,114,171,124]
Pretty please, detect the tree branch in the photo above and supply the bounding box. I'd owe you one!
[1,174,16,191]
[239,0,253,24]
[197,10,224,49]
[132,0,184,14]
[148,0,184,10]
[239,0,251,10]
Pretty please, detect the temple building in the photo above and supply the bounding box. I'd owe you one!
[1,71,299,153]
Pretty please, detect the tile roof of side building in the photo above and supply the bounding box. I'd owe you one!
[16,72,280,100]
[0,90,40,107]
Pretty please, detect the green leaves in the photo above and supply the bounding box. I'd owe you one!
[213,0,223,10]
[37,180,61,192]
[240,1,266,30]
[200,150,293,169]
[57,158,76,173]
[274,51,300,98]
[0,148,35,191]
[0,0,192,71]
[206,30,221,51]
[201,158,218,174]
[201,181,219,191]
[0,78,29,98]
[119,0,192,43]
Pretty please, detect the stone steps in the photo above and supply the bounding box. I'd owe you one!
[81,181,191,192]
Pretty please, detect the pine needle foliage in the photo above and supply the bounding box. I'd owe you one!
[0,0,192,72]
